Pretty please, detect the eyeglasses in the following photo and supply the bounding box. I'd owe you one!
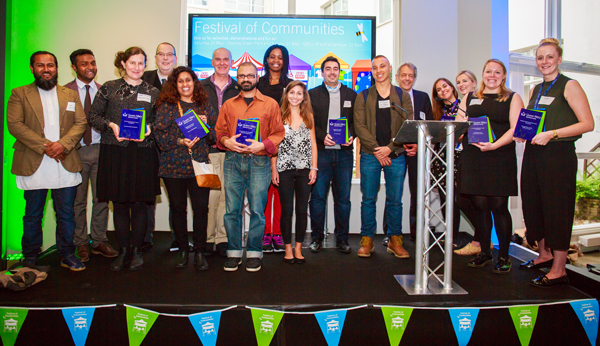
[157,53,175,58]
[238,74,256,80]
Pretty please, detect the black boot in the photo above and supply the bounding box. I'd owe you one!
[110,247,130,271]
[129,247,144,271]
[195,252,209,271]
[176,250,189,268]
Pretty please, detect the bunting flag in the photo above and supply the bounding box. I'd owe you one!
[62,307,96,346]
[508,305,539,346]
[314,309,348,346]
[570,299,599,346]
[250,308,284,346]
[448,308,479,346]
[0,308,28,346]
[380,307,413,346]
[188,310,222,346]
[125,305,159,346]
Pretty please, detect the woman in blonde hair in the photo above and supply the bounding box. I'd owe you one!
[89,47,161,271]
[456,70,478,97]
[518,38,594,287]
[271,80,318,263]
[456,59,523,274]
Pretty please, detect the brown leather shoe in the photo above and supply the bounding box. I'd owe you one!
[387,235,409,259]
[357,236,374,258]
[76,244,91,262]
[92,242,119,258]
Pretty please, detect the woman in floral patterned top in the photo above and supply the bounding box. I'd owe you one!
[154,66,217,270]
[271,81,318,264]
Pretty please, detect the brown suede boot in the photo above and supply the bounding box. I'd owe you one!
[387,235,409,259]
[357,236,374,258]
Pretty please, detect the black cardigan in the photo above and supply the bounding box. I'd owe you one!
[308,83,357,151]
[200,76,241,116]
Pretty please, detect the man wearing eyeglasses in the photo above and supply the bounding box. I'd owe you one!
[215,62,285,272]
[142,42,177,252]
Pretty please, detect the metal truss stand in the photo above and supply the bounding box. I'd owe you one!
[393,121,470,295]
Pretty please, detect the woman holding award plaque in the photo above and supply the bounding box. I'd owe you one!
[456,59,523,274]
[88,47,160,271]
[518,38,594,288]
[154,66,217,270]
[271,80,318,264]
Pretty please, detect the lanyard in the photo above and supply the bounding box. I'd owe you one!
[534,74,560,110]
[444,99,459,115]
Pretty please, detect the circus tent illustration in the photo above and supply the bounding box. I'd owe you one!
[232,52,264,70]
[287,54,311,83]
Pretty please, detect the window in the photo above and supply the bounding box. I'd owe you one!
[225,0,264,13]
[378,0,391,23]
[188,0,208,7]
[322,0,348,16]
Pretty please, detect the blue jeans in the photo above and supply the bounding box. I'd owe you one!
[309,150,353,242]
[360,153,406,238]
[23,186,78,259]
[223,152,271,259]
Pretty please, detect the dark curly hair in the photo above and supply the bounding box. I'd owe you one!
[157,66,208,109]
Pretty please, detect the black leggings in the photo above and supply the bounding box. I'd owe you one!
[467,195,512,258]
[113,201,148,248]
[279,169,311,245]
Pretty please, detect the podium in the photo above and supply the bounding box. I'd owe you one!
[394,120,470,295]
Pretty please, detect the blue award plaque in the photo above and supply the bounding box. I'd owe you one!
[119,109,145,140]
[328,118,349,144]
[513,108,546,141]
[468,116,493,143]
[176,109,209,140]
[235,119,260,145]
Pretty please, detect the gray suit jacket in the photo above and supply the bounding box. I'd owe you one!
[6,83,87,176]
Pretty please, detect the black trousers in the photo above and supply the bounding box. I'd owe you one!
[521,141,577,251]
[163,177,210,251]
[279,169,311,244]
[113,201,148,248]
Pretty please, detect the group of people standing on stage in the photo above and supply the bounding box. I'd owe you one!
[7,37,593,288]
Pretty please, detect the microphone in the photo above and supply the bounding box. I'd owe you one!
[391,102,409,120]
[435,97,468,117]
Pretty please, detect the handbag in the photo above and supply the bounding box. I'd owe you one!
[177,102,221,189]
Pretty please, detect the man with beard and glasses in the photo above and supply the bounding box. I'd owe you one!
[65,49,118,263]
[215,62,285,272]
[7,51,87,270]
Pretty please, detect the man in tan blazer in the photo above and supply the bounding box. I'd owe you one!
[6,51,87,271]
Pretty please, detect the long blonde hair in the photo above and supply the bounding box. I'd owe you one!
[280,80,314,129]
[475,59,512,102]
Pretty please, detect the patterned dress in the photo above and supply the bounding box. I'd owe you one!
[276,122,312,172]
[431,101,462,192]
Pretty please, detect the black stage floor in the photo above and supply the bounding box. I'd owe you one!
[2,232,591,308]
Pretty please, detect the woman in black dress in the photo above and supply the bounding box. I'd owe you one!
[154,66,217,270]
[518,39,594,287]
[456,59,524,274]
[89,47,161,271]
[258,44,293,253]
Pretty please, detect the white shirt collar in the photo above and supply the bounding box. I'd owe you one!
[75,77,97,91]
[157,70,171,81]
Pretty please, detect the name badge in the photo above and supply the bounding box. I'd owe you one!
[419,111,426,120]
[343,100,352,108]
[66,102,76,112]
[469,98,483,106]
[378,100,391,108]
[137,93,151,103]
[539,96,555,105]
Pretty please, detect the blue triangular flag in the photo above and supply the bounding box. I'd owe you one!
[189,311,222,346]
[448,308,479,346]
[314,309,347,346]
[570,299,599,346]
[62,307,96,346]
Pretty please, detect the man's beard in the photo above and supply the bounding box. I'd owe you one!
[239,81,257,91]
[34,72,58,90]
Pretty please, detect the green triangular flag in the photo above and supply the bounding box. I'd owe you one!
[126,306,159,346]
[250,308,284,346]
[508,305,539,346]
[0,308,28,346]
[380,307,413,346]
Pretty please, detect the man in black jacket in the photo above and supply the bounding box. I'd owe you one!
[308,56,357,254]
[200,47,240,257]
